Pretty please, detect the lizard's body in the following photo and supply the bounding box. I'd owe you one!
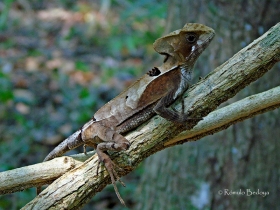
[38,23,215,205]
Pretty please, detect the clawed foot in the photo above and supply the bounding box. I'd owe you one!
[96,158,126,206]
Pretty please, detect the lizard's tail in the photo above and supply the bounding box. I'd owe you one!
[43,130,83,161]
[36,130,84,195]
[44,119,95,161]
[37,119,95,195]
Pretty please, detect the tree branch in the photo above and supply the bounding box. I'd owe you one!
[1,85,279,199]
[1,22,279,209]
[166,85,280,147]
[0,152,94,195]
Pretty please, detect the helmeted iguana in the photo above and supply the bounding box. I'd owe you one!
[37,23,215,205]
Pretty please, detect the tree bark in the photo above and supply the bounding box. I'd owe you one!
[1,86,280,197]
[5,22,277,209]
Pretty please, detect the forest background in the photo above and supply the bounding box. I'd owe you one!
[0,0,279,209]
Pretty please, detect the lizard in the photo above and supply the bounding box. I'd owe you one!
[37,23,215,205]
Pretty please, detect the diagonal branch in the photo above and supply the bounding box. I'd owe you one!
[1,86,279,198]
[1,22,279,209]
[166,85,280,147]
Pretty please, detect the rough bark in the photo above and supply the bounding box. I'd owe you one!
[1,86,280,198]
[0,153,93,195]
[167,85,280,146]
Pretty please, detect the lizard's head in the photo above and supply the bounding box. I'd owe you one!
[153,23,215,65]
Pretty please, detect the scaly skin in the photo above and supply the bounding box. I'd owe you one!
[37,23,215,205]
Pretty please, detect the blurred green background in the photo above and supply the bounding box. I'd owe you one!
[0,0,279,210]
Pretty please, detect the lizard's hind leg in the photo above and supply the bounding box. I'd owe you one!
[82,123,130,206]
[95,133,130,206]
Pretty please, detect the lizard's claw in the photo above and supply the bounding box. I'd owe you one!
[107,161,126,187]
[96,157,126,206]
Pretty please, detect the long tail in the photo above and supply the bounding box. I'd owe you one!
[43,130,83,161]
[37,120,95,194]
[44,119,95,161]
[36,130,84,194]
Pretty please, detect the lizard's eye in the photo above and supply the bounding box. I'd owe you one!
[186,33,197,43]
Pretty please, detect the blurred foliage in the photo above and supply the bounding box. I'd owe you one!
[0,0,14,30]
[0,0,167,209]
[0,71,14,103]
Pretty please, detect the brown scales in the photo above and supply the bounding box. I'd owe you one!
[37,23,215,206]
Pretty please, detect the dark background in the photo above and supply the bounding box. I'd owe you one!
[0,0,279,209]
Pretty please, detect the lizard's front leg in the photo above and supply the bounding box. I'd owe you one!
[154,89,202,124]
[154,90,190,123]
[82,122,130,205]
